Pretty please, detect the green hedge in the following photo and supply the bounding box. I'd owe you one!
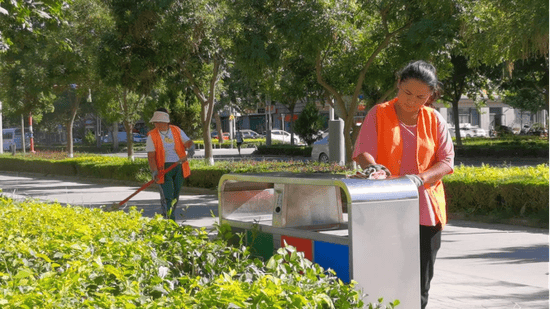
[444,165,549,225]
[456,137,549,157]
[0,198,371,308]
[255,145,312,157]
[193,138,265,149]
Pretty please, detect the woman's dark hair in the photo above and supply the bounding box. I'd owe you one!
[398,60,442,103]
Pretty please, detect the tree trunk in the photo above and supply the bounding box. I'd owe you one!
[452,97,462,147]
[123,121,134,161]
[122,89,134,161]
[67,91,79,158]
[112,121,119,152]
[290,109,295,146]
[214,112,223,146]
[184,60,221,166]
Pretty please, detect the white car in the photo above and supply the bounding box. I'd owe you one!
[270,129,303,145]
[467,128,489,137]
[449,127,488,138]
[311,133,329,163]
[239,129,263,139]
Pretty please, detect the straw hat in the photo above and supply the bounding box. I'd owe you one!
[149,111,170,123]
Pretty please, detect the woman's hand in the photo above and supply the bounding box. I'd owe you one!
[152,170,159,183]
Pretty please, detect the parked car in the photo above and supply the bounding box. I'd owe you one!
[270,129,303,145]
[311,134,329,163]
[239,129,263,139]
[449,126,488,138]
[133,133,147,143]
[463,128,488,138]
[103,131,129,143]
[210,131,230,141]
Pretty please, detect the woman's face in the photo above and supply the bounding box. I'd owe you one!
[396,78,432,113]
[154,122,169,131]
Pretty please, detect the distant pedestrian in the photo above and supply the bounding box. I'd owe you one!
[353,60,455,309]
[235,130,244,156]
[146,108,194,220]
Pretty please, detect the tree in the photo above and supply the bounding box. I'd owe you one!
[144,82,203,140]
[462,0,550,159]
[501,56,548,114]
[439,53,500,146]
[44,0,111,157]
[98,0,170,159]
[233,0,459,164]
[0,0,68,50]
[157,0,232,165]
[0,29,56,150]
[294,101,324,146]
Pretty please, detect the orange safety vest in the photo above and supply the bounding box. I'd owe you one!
[149,125,191,183]
[376,98,447,227]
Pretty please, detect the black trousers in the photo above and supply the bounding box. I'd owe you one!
[420,224,442,309]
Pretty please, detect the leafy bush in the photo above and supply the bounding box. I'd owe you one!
[84,130,96,146]
[294,102,324,146]
[445,164,549,225]
[456,136,548,157]
[0,198,374,308]
[193,138,265,149]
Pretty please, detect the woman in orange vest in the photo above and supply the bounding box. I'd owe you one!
[146,108,194,220]
[353,60,455,309]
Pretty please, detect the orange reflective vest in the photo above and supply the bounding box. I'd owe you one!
[149,125,191,183]
[376,98,447,227]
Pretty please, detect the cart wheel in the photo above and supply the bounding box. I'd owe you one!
[319,153,329,164]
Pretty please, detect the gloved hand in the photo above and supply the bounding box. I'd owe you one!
[405,174,424,187]
[152,170,159,182]
[364,164,392,177]
[347,163,391,179]
[178,156,188,164]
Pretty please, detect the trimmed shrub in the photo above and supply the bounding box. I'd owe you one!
[444,164,549,222]
[0,197,372,308]
[255,145,312,157]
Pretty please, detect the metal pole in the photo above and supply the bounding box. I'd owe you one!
[266,96,272,146]
[21,114,26,154]
[29,113,35,153]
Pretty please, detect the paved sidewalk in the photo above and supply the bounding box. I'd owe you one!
[0,171,548,309]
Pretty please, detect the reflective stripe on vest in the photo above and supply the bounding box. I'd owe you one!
[149,125,191,183]
[376,98,447,227]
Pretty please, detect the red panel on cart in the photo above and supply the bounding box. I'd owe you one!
[281,235,313,261]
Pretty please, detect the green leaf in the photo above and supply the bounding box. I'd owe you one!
[14,268,33,279]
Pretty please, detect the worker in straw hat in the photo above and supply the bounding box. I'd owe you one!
[146,108,194,220]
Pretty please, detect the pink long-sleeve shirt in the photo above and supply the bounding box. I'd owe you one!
[352,104,455,226]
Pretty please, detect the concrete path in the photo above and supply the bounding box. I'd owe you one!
[0,171,547,309]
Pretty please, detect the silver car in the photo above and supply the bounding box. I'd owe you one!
[311,133,329,163]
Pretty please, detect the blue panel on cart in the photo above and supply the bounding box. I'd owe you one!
[313,241,350,283]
